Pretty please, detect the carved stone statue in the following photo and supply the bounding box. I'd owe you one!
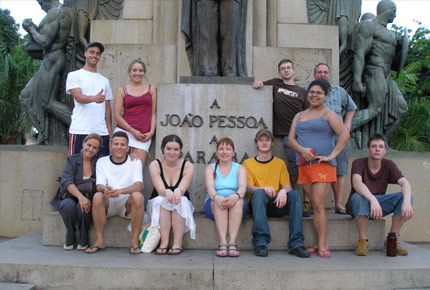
[181,0,248,77]
[19,0,90,145]
[307,0,362,90]
[63,0,124,20]
[350,0,408,148]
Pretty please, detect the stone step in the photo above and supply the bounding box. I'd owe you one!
[43,210,385,250]
[0,283,35,290]
[1,233,430,290]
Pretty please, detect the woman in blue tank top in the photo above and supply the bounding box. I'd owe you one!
[288,79,349,258]
[204,138,247,257]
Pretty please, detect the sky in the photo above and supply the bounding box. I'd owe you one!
[1,0,430,36]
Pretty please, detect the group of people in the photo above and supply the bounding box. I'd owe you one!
[51,40,413,258]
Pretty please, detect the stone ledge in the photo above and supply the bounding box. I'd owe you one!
[43,211,385,250]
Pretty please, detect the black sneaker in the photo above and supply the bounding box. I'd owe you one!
[254,245,268,257]
[289,246,311,258]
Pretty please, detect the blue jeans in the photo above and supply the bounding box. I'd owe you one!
[347,192,412,220]
[250,189,305,252]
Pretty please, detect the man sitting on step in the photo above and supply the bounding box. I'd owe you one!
[243,129,310,258]
[86,131,144,254]
[346,133,413,256]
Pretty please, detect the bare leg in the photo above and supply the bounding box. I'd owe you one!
[170,210,186,253]
[332,175,346,213]
[125,192,145,251]
[306,183,330,251]
[212,201,228,256]
[390,216,405,234]
[86,192,108,252]
[227,199,243,256]
[132,148,148,172]
[158,207,172,251]
[356,216,368,240]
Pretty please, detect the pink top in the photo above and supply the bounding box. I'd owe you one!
[118,85,152,134]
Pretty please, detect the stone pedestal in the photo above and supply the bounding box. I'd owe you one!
[155,83,272,210]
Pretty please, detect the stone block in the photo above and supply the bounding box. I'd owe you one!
[277,0,308,24]
[267,0,277,47]
[43,212,385,250]
[122,0,153,20]
[252,46,333,86]
[153,0,180,44]
[0,146,67,237]
[90,20,152,44]
[252,0,267,46]
[156,83,272,211]
[97,44,177,96]
[276,24,340,84]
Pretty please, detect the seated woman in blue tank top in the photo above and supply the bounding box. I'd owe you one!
[204,138,247,257]
[288,79,349,258]
[147,134,195,255]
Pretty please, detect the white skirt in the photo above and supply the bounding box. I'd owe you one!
[147,196,196,240]
[114,127,151,152]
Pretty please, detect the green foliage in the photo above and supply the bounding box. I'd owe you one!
[0,9,19,53]
[0,12,40,144]
[389,98,430,152]
[389,23,430,151]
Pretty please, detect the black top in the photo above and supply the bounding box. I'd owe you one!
[150,159,190,199]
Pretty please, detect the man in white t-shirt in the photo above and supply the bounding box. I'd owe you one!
[66,41,113,156]
[85,131,144,254]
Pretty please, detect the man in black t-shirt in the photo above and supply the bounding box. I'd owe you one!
[253,59,308,187]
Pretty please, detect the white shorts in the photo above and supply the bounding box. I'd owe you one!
[113,127,152,152]
[106,195,130,218]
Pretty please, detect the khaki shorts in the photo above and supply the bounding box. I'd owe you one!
[106,195,130,218]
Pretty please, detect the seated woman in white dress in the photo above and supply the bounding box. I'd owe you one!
[147,134,195,255]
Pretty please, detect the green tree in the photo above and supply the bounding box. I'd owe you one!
[0,9,40,144]
[389,23,430,151]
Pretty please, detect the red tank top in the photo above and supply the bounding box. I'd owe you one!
[118,85,152,134]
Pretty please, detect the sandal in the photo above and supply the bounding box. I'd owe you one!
[216,244,228,257]
[84,245,105,254]
[335,202,347,214]
[154,247,167,255]
[167,248,183,255]
[227,244,240,258]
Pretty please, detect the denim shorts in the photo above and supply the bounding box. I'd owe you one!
[347,192,413,220]
[204,198,247,220]
[335,146,348,176]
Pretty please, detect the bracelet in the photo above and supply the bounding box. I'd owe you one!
[235,192,241,199]
[327,155,332,161]
[128,126,133,132]
[212,194,218,201]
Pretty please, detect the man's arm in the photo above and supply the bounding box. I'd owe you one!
[344,110,355,132]
[105,100,112,136]
[397,177,413,220]
[352,21,374,96]
[70,88,106,104]
[352,173,383,220]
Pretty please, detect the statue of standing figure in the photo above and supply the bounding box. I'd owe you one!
[351,0,408,148]
[19,0,90,145]
[181,0,248,77]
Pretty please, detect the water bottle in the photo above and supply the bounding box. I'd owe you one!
[386,232,397,257]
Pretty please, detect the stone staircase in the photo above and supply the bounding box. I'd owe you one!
[43,210,385,250]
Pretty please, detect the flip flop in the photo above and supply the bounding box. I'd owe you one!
[167,248,183,255]
[85,245,105,254]
[129,246,141,255]
[335,203,347,214]
[307,245,318,254]
[318,249,331,258]
[154,247,167,255]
